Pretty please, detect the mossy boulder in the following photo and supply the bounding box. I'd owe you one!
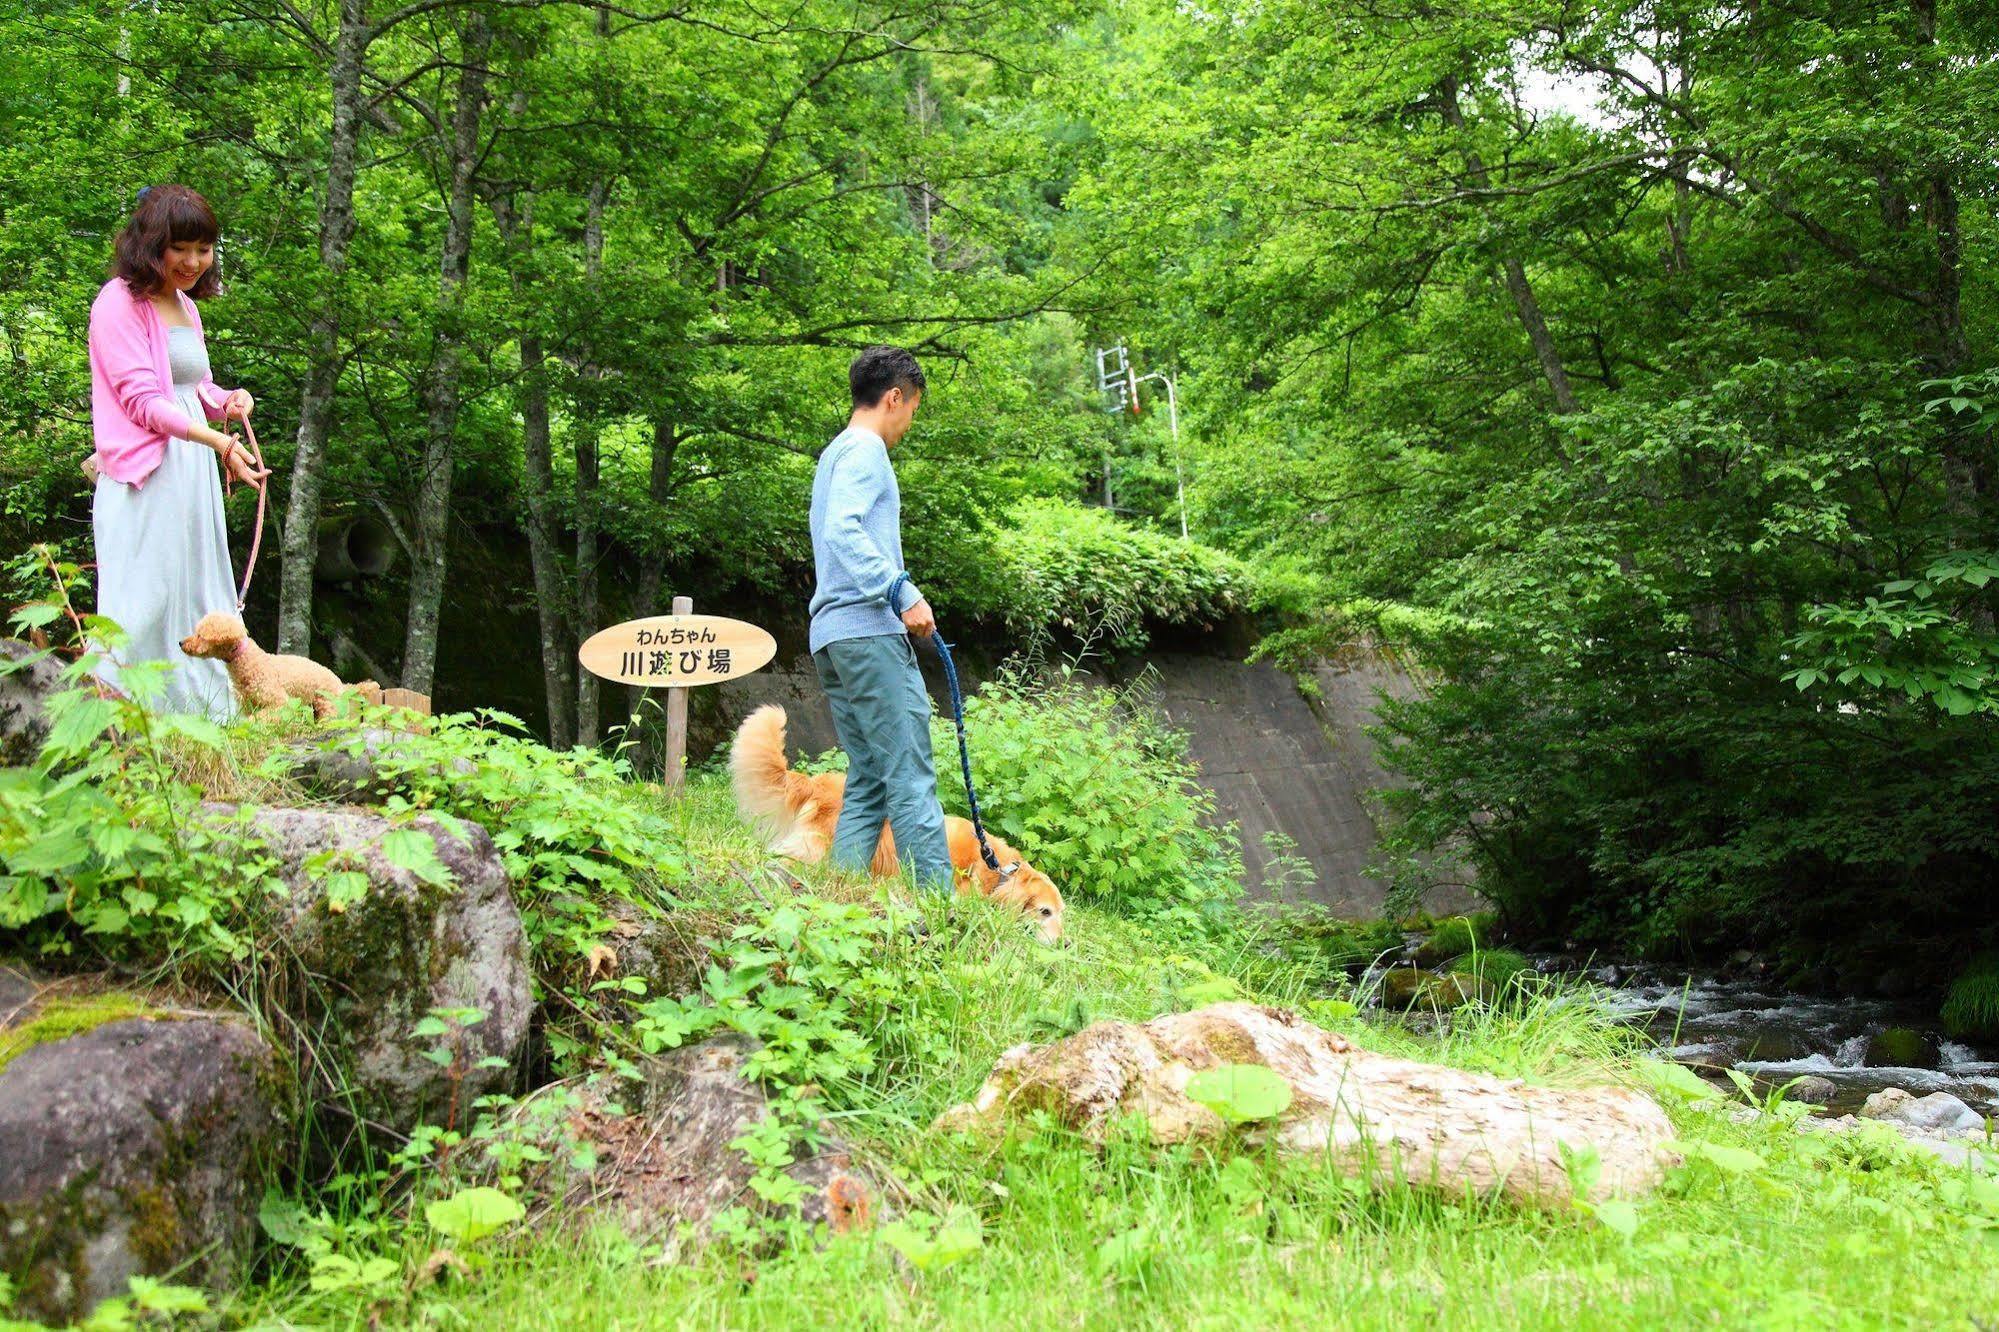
[1448,948,1535,990]
[0,638,64,766]
[1412,913,1498,969]
[493,1034,878,1240]
[1379,967,1494,1011]
[1379,966,1434,1009]
[285,726,475,805]
[230,803,532,1132]
[0,990,282,1324]
[1862,1027,1939,1070]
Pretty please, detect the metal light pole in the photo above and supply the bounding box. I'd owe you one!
[1092,343,1190,538]
[1132,369,1188,540]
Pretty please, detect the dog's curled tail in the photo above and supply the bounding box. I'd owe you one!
[351,680,384,705]
[730,704,796,830]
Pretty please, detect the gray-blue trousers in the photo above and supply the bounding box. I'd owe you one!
[812,633,953,891]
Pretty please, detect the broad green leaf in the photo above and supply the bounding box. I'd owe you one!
[1185,1063,1292,1124]
[425,1186,525,1242]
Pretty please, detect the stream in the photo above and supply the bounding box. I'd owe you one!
[1566,961,1999,1116]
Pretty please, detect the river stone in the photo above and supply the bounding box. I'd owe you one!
[498,1033,877,1239]
[230,804,531,1131]
[1739,1028,1814,1065]
[0,638,64,766]
[1378,967,1432,1008]
[1379,967,1493,1012]
[1860,1087,1985,1134]
[1862,1027,1939,1070]
[936,1002,1678,1208]
[1787,1075,1839,1106]
[0,1014,281,1324]
[286,726,475,804]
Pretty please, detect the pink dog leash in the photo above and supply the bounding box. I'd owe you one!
[223,416,268,613]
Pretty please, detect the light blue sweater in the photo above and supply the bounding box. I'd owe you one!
[809,426,922,653]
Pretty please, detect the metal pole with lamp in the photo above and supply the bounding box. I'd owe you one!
[1092,343,1190,539]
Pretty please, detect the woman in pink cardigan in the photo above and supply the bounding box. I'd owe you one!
[90,185,269,718]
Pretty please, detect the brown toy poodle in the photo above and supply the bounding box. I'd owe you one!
[179,611,381,719]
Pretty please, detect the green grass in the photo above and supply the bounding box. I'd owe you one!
[19,735,1999,1332]
[1449,947,1536,990]
[1941,953,1999,1041]
[208,777,1999,1331]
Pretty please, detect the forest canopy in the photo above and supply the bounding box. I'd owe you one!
[2,0,1995,973]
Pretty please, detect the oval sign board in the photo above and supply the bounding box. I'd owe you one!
[578,614,777,688]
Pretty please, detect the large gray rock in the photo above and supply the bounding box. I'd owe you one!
[0,1013,281,1323]
[501,1034,876,1240]
[233,804,531,1131]
[0,639,64,766]
[285,726,476,805]
[1860,1087,1985,1134]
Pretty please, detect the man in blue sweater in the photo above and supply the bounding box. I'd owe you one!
[808,346,953,890]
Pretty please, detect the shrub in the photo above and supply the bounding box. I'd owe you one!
[982,501,1256,653]
[1941,954,1999,1041]
[1448,948,1534,989]
[1256,908,1403,976]
[930,669,1241,925]
[1412,912,1497,968]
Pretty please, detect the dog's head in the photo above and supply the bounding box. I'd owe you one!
[179,611,248,659]
[989,861,1066,944]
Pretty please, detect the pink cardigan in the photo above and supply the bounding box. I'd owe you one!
[88,278,234,486]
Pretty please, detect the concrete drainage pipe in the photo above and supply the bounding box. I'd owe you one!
[315,516,396,581]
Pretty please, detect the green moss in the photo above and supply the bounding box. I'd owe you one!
[1412,912,1498,968]
[124,1184,183,1268]
[1448,948,1534,989]
[0,993,158,1075]
[1262,912,1403,974]
[1941,954,1999,1040]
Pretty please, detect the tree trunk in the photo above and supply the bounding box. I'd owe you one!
[626,418,679,745]
[1438,77,1579,416]
[521,328,576,748]
[493,189,578,749]
[573,175,608,747]
[936,1002,1678,1210]
[277,0,369,655]
[401,12,491,695]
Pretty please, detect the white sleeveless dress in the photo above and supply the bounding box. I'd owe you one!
[90,324,239,721]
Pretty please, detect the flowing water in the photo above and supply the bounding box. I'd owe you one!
[1569,962,1999,1116]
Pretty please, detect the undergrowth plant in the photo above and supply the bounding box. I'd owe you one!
[1941,953,1999,1040]
[986,500,1255,654]
[930,668,1242,927]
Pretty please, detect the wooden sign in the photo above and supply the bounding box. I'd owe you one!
[380,687,431,716]
[577,612,777,689]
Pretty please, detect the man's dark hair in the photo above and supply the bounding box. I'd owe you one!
[849,345,925,407]
[113,184,222,299]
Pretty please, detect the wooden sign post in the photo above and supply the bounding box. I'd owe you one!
[577,600,778,789]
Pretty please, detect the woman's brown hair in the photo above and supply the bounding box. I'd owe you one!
[113,185,221,299]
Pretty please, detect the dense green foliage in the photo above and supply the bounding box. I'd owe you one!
[9,581,1999,1328]
[982,500,1257,652]
[1065,1,1999,974]
[931,670,1243,924]
[4,0,1997,1013]
[1941,954,1999,1042]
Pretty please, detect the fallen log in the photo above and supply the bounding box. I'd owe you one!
[935,1001,1676,1207]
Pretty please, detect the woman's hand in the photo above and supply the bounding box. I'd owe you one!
[220,440,270,489]
[194,424,270,489]
[222,389,254,421]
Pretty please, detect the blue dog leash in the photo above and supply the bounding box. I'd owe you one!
[889,572,1005,875]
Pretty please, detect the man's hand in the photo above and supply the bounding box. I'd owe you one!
[901,597,936,639]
